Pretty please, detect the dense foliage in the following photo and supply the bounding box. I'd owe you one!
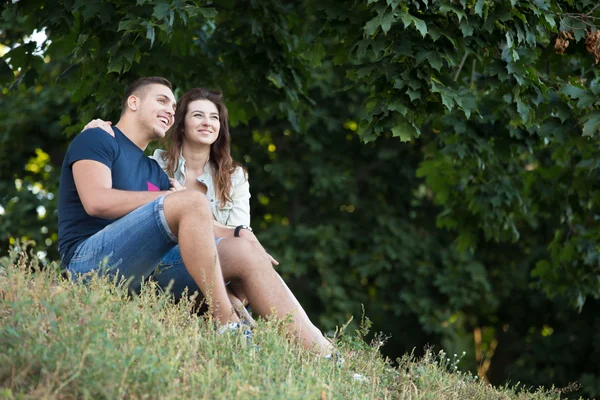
[1,1,599,397]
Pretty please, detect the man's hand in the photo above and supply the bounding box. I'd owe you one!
[238,228,279,266]
[82,119,115,137]
[169,178,186,192]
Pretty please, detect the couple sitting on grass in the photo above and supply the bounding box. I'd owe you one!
[58,77,333,354]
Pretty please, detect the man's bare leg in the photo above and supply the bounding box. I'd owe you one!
[162,191,239,326]
[218,238,333,353]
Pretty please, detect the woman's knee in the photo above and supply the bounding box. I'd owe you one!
[220,238,273,278]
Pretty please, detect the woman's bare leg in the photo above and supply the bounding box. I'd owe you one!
[217,238,333,353]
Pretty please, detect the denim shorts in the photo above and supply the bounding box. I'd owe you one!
[66,196,223,299]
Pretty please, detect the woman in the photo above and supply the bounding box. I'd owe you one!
[150,88,268,325]
[84,88,332,354]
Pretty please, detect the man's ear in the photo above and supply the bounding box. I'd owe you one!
[127,95,139,111]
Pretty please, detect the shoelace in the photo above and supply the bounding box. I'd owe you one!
[324,352,345,368]
[218,322,252,337]
[217,322,253,345]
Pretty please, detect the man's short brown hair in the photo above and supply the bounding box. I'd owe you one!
[121,77,173,112]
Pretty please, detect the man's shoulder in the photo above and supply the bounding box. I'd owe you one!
[64,128,119,166]
[69,128,118,150]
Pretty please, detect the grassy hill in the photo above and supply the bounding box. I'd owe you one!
[0,250,575,399]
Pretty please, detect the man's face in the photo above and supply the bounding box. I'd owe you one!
[135,84,176,139]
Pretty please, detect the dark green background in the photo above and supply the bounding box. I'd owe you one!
[1,1,599,397]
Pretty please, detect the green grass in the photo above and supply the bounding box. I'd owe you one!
[0,250,577,399]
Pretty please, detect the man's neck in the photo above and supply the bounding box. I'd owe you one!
[115,119,151,151]
[182,142,211,174]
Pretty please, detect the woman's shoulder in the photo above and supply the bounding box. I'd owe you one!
[231,164,248,183]
[149,149,168,167]
[149,148,167,160]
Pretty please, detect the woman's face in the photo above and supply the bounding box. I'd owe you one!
[183,99,220,146]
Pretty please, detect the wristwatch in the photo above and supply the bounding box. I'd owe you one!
[234,225,253,237]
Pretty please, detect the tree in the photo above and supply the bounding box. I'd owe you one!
[1,1,599,396]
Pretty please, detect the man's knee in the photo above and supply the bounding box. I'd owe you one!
[184,190,211,214]
[165,190,211,218]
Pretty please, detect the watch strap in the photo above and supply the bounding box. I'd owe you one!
[234,225,252,237]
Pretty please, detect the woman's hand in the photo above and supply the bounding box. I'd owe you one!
[238,228,279,266]
[169,178,186,192]
[226,288,256,327]
[82,119,115,136]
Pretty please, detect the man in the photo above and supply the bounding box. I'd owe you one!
[58,77,333,352]
[58,76,243,326]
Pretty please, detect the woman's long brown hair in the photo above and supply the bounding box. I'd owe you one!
[162,88,242,206]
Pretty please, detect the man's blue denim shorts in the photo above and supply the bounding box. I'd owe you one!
[65,195,222,298]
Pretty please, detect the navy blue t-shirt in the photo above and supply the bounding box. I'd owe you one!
[58,127,170,265]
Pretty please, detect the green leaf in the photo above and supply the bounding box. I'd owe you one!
[355,40,369,59]
[544,13,556,29]
[511,9,527,24]
[333,47,348,65]
[380,12,396,34]
[515,97,530,122]
[459,19,473,37]
[364,16,380,36]
[428,52,442,71]
[431,81,454,111]
[411,16,427,37]
[406,88,421,102]
[428,26,441,41]
[358,120,377,142]
[121,47,136,64]
[553,102,571,123]
[415,49,443,71]
[153,3,170,20]
[388,100,408,116]
[198,7,217,19]
[474,0,485,17]
[456,231,475,253]
[267,73,284,88]
[440,91,454,111]
[145,24,156,47]
[365,97,378,112]
[391,121,418,142]
[455,91,477,118]
[4,43,35,69]
[562,84,596,109]
[581,111,600,137]
[117,19,138,32]
[399,12,427,37]
[0,57,13,84]
[177,8,188,25]
[107,57,124,74]
[304,43,326,67]
[74,1,103,21]
[439,3,466,22]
